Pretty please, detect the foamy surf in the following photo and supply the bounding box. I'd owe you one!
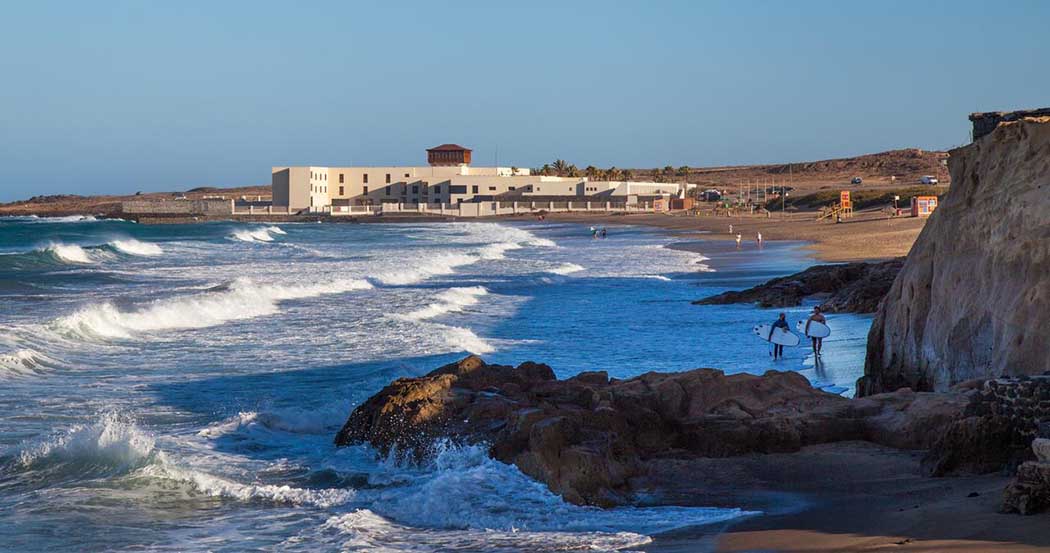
[375,252,481,286]
[108,238,163,256]
[45,243,95,264]
[230,226,285,243]
[53,276,372,341]
[548,262,584,275]
[401,286,489,321]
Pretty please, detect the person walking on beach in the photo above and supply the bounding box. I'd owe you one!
[735,233,742,248]
[770,313,789,360]
[806,306,827,356]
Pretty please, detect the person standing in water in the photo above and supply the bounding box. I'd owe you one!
[756,231,763,247]
[735,234,742,248]
[806,306,827,355]
[770,312,789,360]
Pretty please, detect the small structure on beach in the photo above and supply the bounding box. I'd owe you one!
[910,195,938,217]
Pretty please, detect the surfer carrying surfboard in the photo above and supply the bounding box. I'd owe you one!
[770,313,789,359]
[806,307,827,355]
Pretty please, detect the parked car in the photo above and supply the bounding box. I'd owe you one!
[851,177,863,185]
[921,175,939,185]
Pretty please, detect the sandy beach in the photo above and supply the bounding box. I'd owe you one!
[543,209,927,263]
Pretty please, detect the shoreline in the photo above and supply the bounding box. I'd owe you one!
[538,210,926,263]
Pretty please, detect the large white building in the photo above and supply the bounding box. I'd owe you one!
[272,144,694,213]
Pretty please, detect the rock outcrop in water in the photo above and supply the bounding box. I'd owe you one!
[336,356,972,506]
[693,258,903,313]
[859,116,1050,396]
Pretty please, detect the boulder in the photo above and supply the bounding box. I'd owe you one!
[859,116,1050,395]
[335,356,972,506]
[693,258,903,313]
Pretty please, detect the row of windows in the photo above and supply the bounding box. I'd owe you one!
[311,172,327,181]
[336,172,412,184]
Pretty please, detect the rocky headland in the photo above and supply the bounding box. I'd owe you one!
[692,258,903,313]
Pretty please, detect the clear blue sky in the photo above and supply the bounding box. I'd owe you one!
[1,0,1047,200]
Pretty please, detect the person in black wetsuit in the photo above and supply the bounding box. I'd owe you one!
[770,312,789,360]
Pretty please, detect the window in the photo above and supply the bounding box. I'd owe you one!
[434,185,441,194]
[363,174,368,184]
[412,185,419,194]
[385,185,391,195]
[386,174,391,184]
[404,173,410,178]
[339,174,344,183]
[363,186,369,195]
[508,186,515,191]
[471,185,478,194]
[489,186,496,191]
[339,186,344,195]
[449,185,467,194]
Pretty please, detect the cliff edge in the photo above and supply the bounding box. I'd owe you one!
[859,116,1050,395]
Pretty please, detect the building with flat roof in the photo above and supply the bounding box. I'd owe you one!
[272,145,695,213]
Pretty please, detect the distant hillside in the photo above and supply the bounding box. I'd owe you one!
[0,185,269,217]
[632,149,951,188]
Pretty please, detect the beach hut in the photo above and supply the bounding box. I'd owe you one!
[910,195,938,217]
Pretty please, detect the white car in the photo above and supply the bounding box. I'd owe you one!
[921,176,939,185]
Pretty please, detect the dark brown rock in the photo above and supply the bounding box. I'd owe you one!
[335,356,972,506]
[693,258,903,313]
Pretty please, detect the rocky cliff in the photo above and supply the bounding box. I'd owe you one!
[858,117,1050,395]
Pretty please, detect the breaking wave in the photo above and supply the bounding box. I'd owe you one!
[0,348,59,378]
[230,226,285,243]
[548,262,584,275]
[52,276,372,341]
[107,239,163,256]
[401,287,489,321]
[45,243,95,264]
[437,324,495,354]
[375,252,481,286]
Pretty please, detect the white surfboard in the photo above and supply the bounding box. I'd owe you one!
[753,324,800,347]
[796,319,831,338]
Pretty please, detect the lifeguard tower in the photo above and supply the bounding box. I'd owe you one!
[817,190,855,221]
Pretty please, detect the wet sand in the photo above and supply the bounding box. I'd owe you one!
[643,442,1050,553]
[542,210,927,263]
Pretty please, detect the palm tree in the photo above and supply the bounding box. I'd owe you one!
[584,165,599,179]
[677,165,690,176]
[551,159,569,176]
[663,165,676,176]
[540,164,552,176]
[567,164,581,178]
[621,169,633,181]
[606,166,621,181]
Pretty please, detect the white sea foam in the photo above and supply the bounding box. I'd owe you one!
[143,462,356,508]
[109,239,163,256]
[230,226,284,243]
[53,277,372,341]
[401,287,489,322]
[321,443,750,552]
[547,262,584,275]
[45,243,95,264]
[0,348,57,377]
[437,324,495,354]
[16,413,158,475]
[375,252,481,286]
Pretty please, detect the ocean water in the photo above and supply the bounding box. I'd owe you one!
[0,216,871,552]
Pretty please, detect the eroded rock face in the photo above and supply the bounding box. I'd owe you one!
[859,117,1050,395]
[693,259,903,313]
[335,356,971,506]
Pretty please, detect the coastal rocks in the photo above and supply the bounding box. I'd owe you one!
[1002,434,1050,515]
[859,116,1050,395]
[335,356,971,506]
[693,258,903,313]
